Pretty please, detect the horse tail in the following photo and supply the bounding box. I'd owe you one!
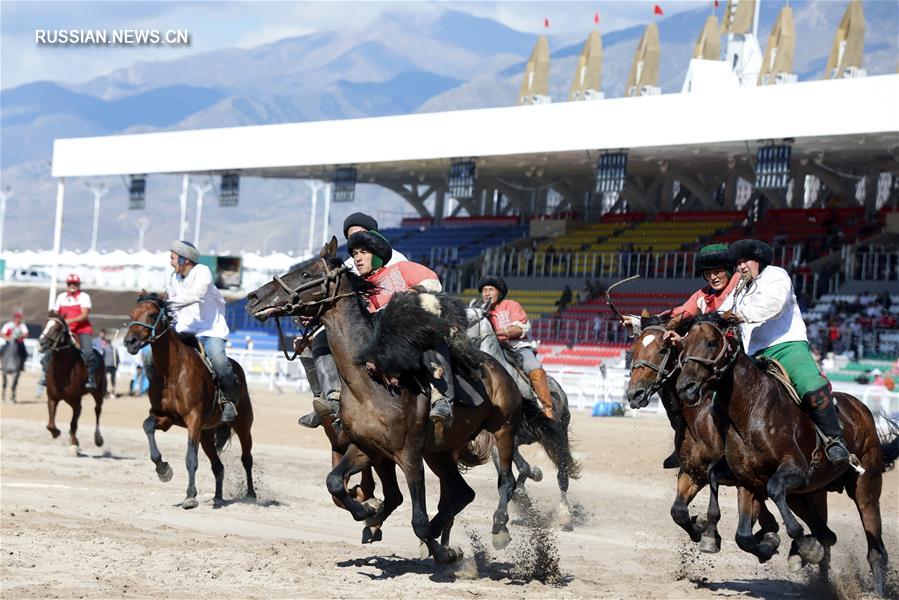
[880,415,899,471]
[214,423,233,453]
[456,430,496,472]
[522,399,582,480]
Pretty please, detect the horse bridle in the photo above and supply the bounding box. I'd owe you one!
[676,321,740,407]
[40,316,73,352]
[268,258,355,361]
[630,325,678,396]
[125,300,172,347]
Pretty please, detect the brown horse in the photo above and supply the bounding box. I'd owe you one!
[246,239,521,564]
[123,294,255,509]
[625,316,780,554]
[676,313,898,596]
[38,312,106,452]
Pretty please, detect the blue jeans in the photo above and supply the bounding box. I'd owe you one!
[199,336,238,389]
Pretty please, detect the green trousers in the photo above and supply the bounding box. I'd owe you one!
[754,341,829,399]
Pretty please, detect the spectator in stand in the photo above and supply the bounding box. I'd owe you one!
[827,319,843,353]
[592,315,604,343]
[859,290,876,306]
[879,290,892,311]
[555,286,573,312]
[877,310,898,329]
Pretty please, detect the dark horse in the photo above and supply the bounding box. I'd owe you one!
[123,294,256,509]
[624,314,779,554]
[38,312,106,452]
[246,239,522,564]
[676,314,898,596]
[466,306,580,529]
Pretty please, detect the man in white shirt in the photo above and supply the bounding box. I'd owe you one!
[166,240,238,422]
[719,239,849,467]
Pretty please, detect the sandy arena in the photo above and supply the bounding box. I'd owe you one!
[1,371,897,599]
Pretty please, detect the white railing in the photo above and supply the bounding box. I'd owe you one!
[844,251,899,281]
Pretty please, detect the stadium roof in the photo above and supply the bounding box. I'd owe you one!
[52,74,899,180]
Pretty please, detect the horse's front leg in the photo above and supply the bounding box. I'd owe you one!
[670,471,704,543]
[699,459,728,553]
[734,487,780,562]
[67,399,82,453]
[46,395,62,438]
[398,451,452,563]
[182,416,202,509]
[143,414,174,482]
[326,444,376,519]
[767,459,824,565]
[491,419,517,551]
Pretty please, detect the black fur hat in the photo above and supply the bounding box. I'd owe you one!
[729,239,774,267]
[477,276,508,302]
[342,212,379,239]
[695,243,733,273]
[347,231,392,265]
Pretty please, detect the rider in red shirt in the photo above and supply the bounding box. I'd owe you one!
[41,273,100,390]
[343,230,454,423]
[478,276,555,420]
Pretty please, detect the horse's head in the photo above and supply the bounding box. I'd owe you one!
[245,237,358,322]
[38,311,70,353]
[674,314,741,407]
[123,292,171,355]
[625,314,681,409]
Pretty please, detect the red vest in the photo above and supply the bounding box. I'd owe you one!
[364,262,440,312]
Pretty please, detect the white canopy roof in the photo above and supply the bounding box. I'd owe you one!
[52,74,899,179]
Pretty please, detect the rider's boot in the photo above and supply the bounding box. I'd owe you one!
[528,368,555,420]
[311,353,341,422]
[424,346,454,424]
[804,385,850,468]
[298,349,323,428]
[218,372,240,423]
[84,359,98,392]
[38,353,50,387]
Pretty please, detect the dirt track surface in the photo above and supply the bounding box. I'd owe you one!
[2,371,897,599]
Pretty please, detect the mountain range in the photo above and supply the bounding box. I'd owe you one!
[1,3,896,254]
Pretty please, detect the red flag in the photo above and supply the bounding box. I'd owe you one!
[544,17,550,28]
[594,11,600,25]
[654,4,664,15]
[714,0,719,7]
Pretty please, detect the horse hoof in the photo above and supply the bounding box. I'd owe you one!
[47,426,61,439]
[529,467,543,482]
[799,536,825,565]
[788,553,805,573]
[762,531,781,551]
[94,432,104,447]
[157,463,173,483]
[492,529,512,550]
[362,498,384,525]
[699,534,721,554]
[419,542,430,559]
[434,546,462,564]
[68,445,80,457]
[182,497,199,510]
[371,528,382,543]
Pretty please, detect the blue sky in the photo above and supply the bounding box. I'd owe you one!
[1,1,700,89]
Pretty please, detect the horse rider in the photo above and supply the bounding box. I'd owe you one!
[323,230,453,423]
[40,274,101,391]
[618,244,739,467]
[298,212,409,428]
[719,239,850,468]
[2,309,29,402]
[477,276,555,420]
[164,240,238,423]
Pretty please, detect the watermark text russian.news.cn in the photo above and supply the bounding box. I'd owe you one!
[35,29,191,46]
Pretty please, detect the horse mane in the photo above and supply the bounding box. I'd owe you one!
[135,292,193,344]
[674,312,733,335]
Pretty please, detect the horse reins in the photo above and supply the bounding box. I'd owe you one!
[125,300,172,347]
[40,316,74,352]
[677,322,740,407]
[269,258,355,361]
[630,325,678,396]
